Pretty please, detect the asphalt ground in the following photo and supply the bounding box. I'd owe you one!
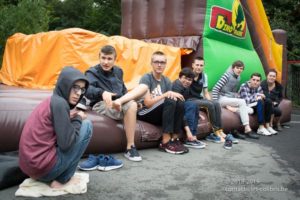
[0,112,299,200]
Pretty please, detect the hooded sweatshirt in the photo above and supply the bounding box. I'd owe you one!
[19,66,89,179]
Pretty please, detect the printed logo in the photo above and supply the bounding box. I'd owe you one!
[209,0,246,38]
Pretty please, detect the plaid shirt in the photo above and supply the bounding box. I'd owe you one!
[239,81,263,105]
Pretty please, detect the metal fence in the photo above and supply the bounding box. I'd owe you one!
[287,64,300,106]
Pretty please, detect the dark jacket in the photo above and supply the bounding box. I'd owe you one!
[172,79,190,99]
[19,66,89,179]
[85,64,127,106]
[260,80,283,104]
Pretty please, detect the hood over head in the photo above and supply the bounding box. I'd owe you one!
[54,66,89,108]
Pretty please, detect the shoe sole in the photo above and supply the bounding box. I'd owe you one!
[257,132,272,136]
[124,154,142,162]
[234,135,246,140]
[223,146,232,150]
[78,166,98,171]
[183,144,206,149]
[98,164,123,171]
[245,135,260,139]
[158,147,185,154]
[205,138,221,143]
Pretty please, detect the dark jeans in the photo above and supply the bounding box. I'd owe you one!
[38,120,93,184]
[184,100,199,136]
[273,105,282,117]
[137,98,184,134]
[252,99,273,124]
[191,98,222,131]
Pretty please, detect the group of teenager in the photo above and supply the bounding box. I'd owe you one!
[18,45,283,189]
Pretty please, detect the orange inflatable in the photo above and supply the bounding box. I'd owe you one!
[0,28,182,90]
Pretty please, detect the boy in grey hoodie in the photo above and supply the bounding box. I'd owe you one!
[19,66,92,188]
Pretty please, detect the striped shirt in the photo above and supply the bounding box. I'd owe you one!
[212,70,239,100]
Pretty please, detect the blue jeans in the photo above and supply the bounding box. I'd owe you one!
[184,100,199,136]
[38,120,93,184]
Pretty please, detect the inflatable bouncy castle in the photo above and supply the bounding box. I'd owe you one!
[121,0,287,90]
[0,0,288,90]
[0,0,292,189]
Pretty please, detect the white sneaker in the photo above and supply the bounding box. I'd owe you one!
[257,127,272,136]
[267,127,278,135]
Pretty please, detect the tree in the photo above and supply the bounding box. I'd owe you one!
[0,0,49,67]
[47,0,121,36]
[263,0,300,60]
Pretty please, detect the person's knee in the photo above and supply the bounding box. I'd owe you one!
[274,108,282,117]
[237,99,246,107]
[176,100,185,111]
[265,98,272,105]
[164,98,176,106]
[128,101,138,112]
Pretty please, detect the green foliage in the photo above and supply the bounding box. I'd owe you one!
[262,0,300,60]
[48,0,121,36]
[0,0,49,67]
[0,0,121,68]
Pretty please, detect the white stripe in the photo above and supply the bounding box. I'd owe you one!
[138,99,164,115]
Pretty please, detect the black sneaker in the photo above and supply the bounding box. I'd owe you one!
[223,137,233,150]
[124,145,142,161]
[232,130,246,140]
[76,97,88,111]
[274,125,283,132]
[245,131,260,139]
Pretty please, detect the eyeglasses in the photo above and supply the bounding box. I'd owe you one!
[72,85,86,94]
[152,60,166,65]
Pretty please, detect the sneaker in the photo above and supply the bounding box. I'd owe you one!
[184,140,206,149]
[245,131,260,139]
[274,125,283,131]
[98,155,123,171]
[124,145,142,162]
[266,127,278,135]
[173,139,189,153]
[159,140,184,154]
[232,130,246,140]
[197,140,207,146]
[281,124,290,129]
[226,133,239,144]
[76,97,89,111]
[78,154,99,171]
[205,133,221,143]
[224,136,233,150]
[257,127,272,136]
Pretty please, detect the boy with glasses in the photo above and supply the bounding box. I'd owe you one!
[19,66,93,189]
[112,51,188,154]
